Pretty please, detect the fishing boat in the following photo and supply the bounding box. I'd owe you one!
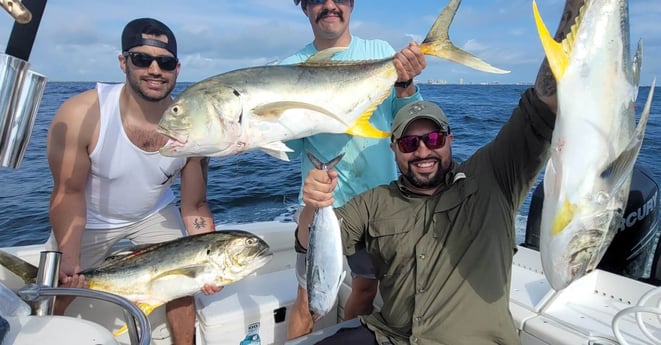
[2,203,661,345]
[2,1,661,345]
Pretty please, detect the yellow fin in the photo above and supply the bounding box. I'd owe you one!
[551,199,575,236]
[112,302,161,337]
[346,112,389,138]
[419,0,509,74]
[532,0,581,80]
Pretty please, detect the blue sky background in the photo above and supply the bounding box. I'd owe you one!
[0,0,659,85]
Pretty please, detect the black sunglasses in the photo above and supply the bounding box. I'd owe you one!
[397,130,449,153]
[123,51,178,71]
[308,0,348,3]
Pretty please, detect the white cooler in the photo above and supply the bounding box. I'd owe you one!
[195,269,298,345]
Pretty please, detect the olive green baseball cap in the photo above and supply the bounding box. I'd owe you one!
[391,101,450,139]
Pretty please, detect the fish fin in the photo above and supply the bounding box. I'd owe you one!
[543,152,574,236]
[632,40,643,101]
[102,243,155,265]
[303,47,348,63]
[253,101,351,127]
[260,142,295,161]
[151,265,207,281]
[0,250,38,284]
[532,0,575,80]
[337,270,346,289]
[113,302,161,337]
[600,79,655,193]
[419,0,508,74]
[346,101,391,138]
[306,151,345,171]
[551,199,575,236]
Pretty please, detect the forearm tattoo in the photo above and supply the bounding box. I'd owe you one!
[193,217,207,230]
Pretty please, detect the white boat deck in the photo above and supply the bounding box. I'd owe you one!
[1,221,660,344]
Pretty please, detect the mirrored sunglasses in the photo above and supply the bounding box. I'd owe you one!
[123,51,178,71]
[397,131,449,153]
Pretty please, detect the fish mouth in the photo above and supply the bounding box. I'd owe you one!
[158,126,188,150]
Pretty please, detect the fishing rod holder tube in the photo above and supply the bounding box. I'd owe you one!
[0,53,47,169]
[16,285,152,345]
[34,250,60,315]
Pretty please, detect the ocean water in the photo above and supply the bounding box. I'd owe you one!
[0,83,659,248]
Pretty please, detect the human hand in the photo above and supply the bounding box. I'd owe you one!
[200,284,223,296]
[58,256,86,288]
[302,169,338,208]
[393,42,426,83]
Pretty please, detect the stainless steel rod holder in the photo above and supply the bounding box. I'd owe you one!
[34,250,61,315]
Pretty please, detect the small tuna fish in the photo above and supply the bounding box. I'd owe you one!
[306,152,346,321]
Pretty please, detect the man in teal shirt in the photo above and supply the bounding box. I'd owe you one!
[283,0,426,339]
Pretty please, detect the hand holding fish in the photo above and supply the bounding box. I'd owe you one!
[393,42,426,97]
[302,168,338,209]
[200,283,222,296]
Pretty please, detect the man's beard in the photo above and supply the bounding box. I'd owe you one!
[126,67,173,102]
[402,158,447,189]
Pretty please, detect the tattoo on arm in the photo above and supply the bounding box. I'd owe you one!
[193,218,207,230]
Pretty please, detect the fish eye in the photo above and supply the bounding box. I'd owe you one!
[171,105,181,115]
[246,238,255,245]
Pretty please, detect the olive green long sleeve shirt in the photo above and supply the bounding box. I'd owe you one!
[335,88,555,345]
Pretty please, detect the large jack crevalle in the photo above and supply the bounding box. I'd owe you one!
[157,0,509,161]
[533,0,655,290]
[306,152,346,321]
[0,230,272,335]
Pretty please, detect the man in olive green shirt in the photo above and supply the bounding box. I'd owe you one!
[294,1,584,343]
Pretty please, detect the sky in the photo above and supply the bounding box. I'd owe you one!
[0,0,659,85]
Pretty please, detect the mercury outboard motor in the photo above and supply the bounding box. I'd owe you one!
[523,164,660,283]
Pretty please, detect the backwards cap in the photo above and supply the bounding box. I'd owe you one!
[121,18,177,57]
[391,101,450,139]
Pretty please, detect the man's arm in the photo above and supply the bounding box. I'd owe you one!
[534,0,585,112]
[47,90,97,286]
[179,157,215,235]
[180,156,220,295]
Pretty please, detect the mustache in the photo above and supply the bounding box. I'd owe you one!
[316,8,343,22]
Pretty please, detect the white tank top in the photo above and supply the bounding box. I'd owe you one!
[85,83,187,229]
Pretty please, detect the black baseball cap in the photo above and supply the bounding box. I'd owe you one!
[121,18,177,57]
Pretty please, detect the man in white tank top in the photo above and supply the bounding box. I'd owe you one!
[46,18,221,345]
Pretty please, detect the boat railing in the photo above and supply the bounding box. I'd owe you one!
[17,284,152,345]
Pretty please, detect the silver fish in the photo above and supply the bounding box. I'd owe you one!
[306,152,346,321]
[533,0,655,290]
[157,0,509,161]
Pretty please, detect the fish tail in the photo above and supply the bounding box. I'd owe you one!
[306,151,344,171]
[419,0,509,74]
[532,0,582,80]
[0,250,38,284]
